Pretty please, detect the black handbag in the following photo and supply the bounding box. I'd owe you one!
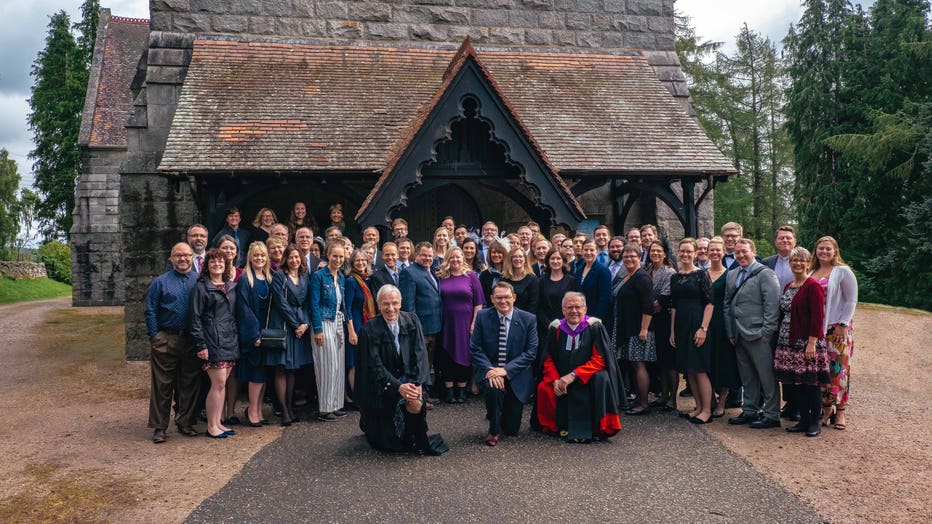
[259,287,286,350]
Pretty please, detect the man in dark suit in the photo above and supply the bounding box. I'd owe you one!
[399,242,443,393]
[368,241,400,299]
[362,226,384,270]
[214,207,250,267]
[470,282,539,446]
[355,285,447,455]
[531,238,550,277]
[295,227,322,275]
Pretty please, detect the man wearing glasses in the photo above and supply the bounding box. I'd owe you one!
[145,243,202,443]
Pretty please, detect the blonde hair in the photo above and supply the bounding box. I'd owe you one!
[503,247,532,280]
[432,226,451,260]
[244,242,271,287]
[437,246,472,278]
[251,208,278,228]
[708,235,725,247]
[809,235,847,271]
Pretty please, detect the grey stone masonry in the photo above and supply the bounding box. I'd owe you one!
[151,0,676,50]
[122,30,200,360]
[72,149,126,306]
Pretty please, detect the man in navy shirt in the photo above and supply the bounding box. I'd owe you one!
[145,242,201,443]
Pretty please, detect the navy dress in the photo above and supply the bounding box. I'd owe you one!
[235,273,271,383]
[344,275,370,368]
[265,271,313,369]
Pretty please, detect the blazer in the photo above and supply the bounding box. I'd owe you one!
[399,263,442,335]
[469,307,539,404]
[723,261,781,342]
[572,261,612,322]
[368,265,399,300]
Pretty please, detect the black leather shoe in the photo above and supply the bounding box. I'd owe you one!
[750,417,780,429]
[785,422,806,433]
[152,429,167,444]
[176,425,199,437]
[805,424,821,437]
[728,413,758,425]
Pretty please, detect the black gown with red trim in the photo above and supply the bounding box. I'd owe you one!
[536,318,624,441]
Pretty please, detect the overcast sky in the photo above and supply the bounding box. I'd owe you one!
[2,0,875,192]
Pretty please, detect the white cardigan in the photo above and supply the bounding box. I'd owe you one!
[823,264,858,330]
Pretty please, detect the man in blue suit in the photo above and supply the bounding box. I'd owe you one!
[470,281,538,447]
[399,242,443,396]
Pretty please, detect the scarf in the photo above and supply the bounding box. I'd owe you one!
[559,315,590,349]
[350,271,376,322]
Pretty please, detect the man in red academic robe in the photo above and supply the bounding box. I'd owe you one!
[536,291,624,443]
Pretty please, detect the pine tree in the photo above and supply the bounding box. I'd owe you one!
[74,0,100,66]
[0,149,21,258]
[27,11,87,240]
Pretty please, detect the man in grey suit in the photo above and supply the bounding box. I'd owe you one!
[724,238,782,429]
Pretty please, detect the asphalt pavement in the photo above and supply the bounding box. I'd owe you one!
[186,400,821,523]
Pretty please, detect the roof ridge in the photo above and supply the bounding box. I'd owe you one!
[110,15,149,25]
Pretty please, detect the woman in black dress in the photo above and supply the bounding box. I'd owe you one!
[669,238,714,424]
[706,237,739,417]
[478,239,508,306]
[536,247,577,332]
[501,247,539,315]
[615,243,655,415]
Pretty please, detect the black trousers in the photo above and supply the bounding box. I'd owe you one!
[793,384,822,427]
[484,380,524,436]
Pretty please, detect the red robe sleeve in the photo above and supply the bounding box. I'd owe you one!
[573,345,605,384]
[542,355,559,384]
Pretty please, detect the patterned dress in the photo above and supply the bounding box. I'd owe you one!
[773,286,830,386]
[819,278,854,407]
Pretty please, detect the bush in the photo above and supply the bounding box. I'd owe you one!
[38,240,71,285]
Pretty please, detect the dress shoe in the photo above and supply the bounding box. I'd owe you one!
[484,433,500,447]
[679,388,693,397]
[805,424,821,437]
[176,425,199,437]
[749,417,781,429]
[728,413,759,425]
[152,429,167,444]
[245,408,263,427]
[785,422,806,433]
[317,412,338,422]
[206,431,228,439]
[222,429,236,436]
[333,410,347,418]
[689,415,712,424]
[625,407,649,416]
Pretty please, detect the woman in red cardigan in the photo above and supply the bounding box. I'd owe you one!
[773,247,831,437]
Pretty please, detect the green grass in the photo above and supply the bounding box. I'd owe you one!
[0,276,71,304]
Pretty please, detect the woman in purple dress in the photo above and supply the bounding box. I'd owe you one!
[437,247,485,404]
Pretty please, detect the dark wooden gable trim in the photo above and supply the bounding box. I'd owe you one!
[356,40,585,230]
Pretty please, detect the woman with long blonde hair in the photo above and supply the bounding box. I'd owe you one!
[234,242,274,426]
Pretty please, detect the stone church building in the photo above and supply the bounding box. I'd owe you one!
[73,1,735,359]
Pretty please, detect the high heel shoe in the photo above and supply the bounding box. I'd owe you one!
[245,408,262,428]
[821,405,836,427]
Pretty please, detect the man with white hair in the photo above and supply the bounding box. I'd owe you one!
[354,285,448,455]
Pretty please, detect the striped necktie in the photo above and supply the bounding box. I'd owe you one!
[498,315,508,366]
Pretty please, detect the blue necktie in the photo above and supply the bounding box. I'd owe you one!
[735,268,747,287]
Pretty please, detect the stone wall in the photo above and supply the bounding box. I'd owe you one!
[0,262,48,280]
[122,30,201,360]
[72,149,126,306]
[150,0,676,49]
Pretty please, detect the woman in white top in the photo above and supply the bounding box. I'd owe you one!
[808,236,858,430]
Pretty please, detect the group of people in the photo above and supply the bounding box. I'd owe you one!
[146,204,858,452]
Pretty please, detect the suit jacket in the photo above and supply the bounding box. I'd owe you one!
[469,307,539,404]
[368,265,399,299]
[354,312,431,410]
[723,260,781,342]
[571,261,613,323]
[304,252,323,276]
[399,263,442,335]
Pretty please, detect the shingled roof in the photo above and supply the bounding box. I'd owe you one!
[159,35,735,176]
[78,11,149,148]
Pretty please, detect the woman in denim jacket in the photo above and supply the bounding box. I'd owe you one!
[310,241,348,421]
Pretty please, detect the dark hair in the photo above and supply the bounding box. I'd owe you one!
[544,246,568,273]
[414,241,433,254]
[201,248,233,282]
[647,240,673,268]
[282,243,307,276]
[225,207,239,217]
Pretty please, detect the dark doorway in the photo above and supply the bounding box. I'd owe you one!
[400,183,481,242]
